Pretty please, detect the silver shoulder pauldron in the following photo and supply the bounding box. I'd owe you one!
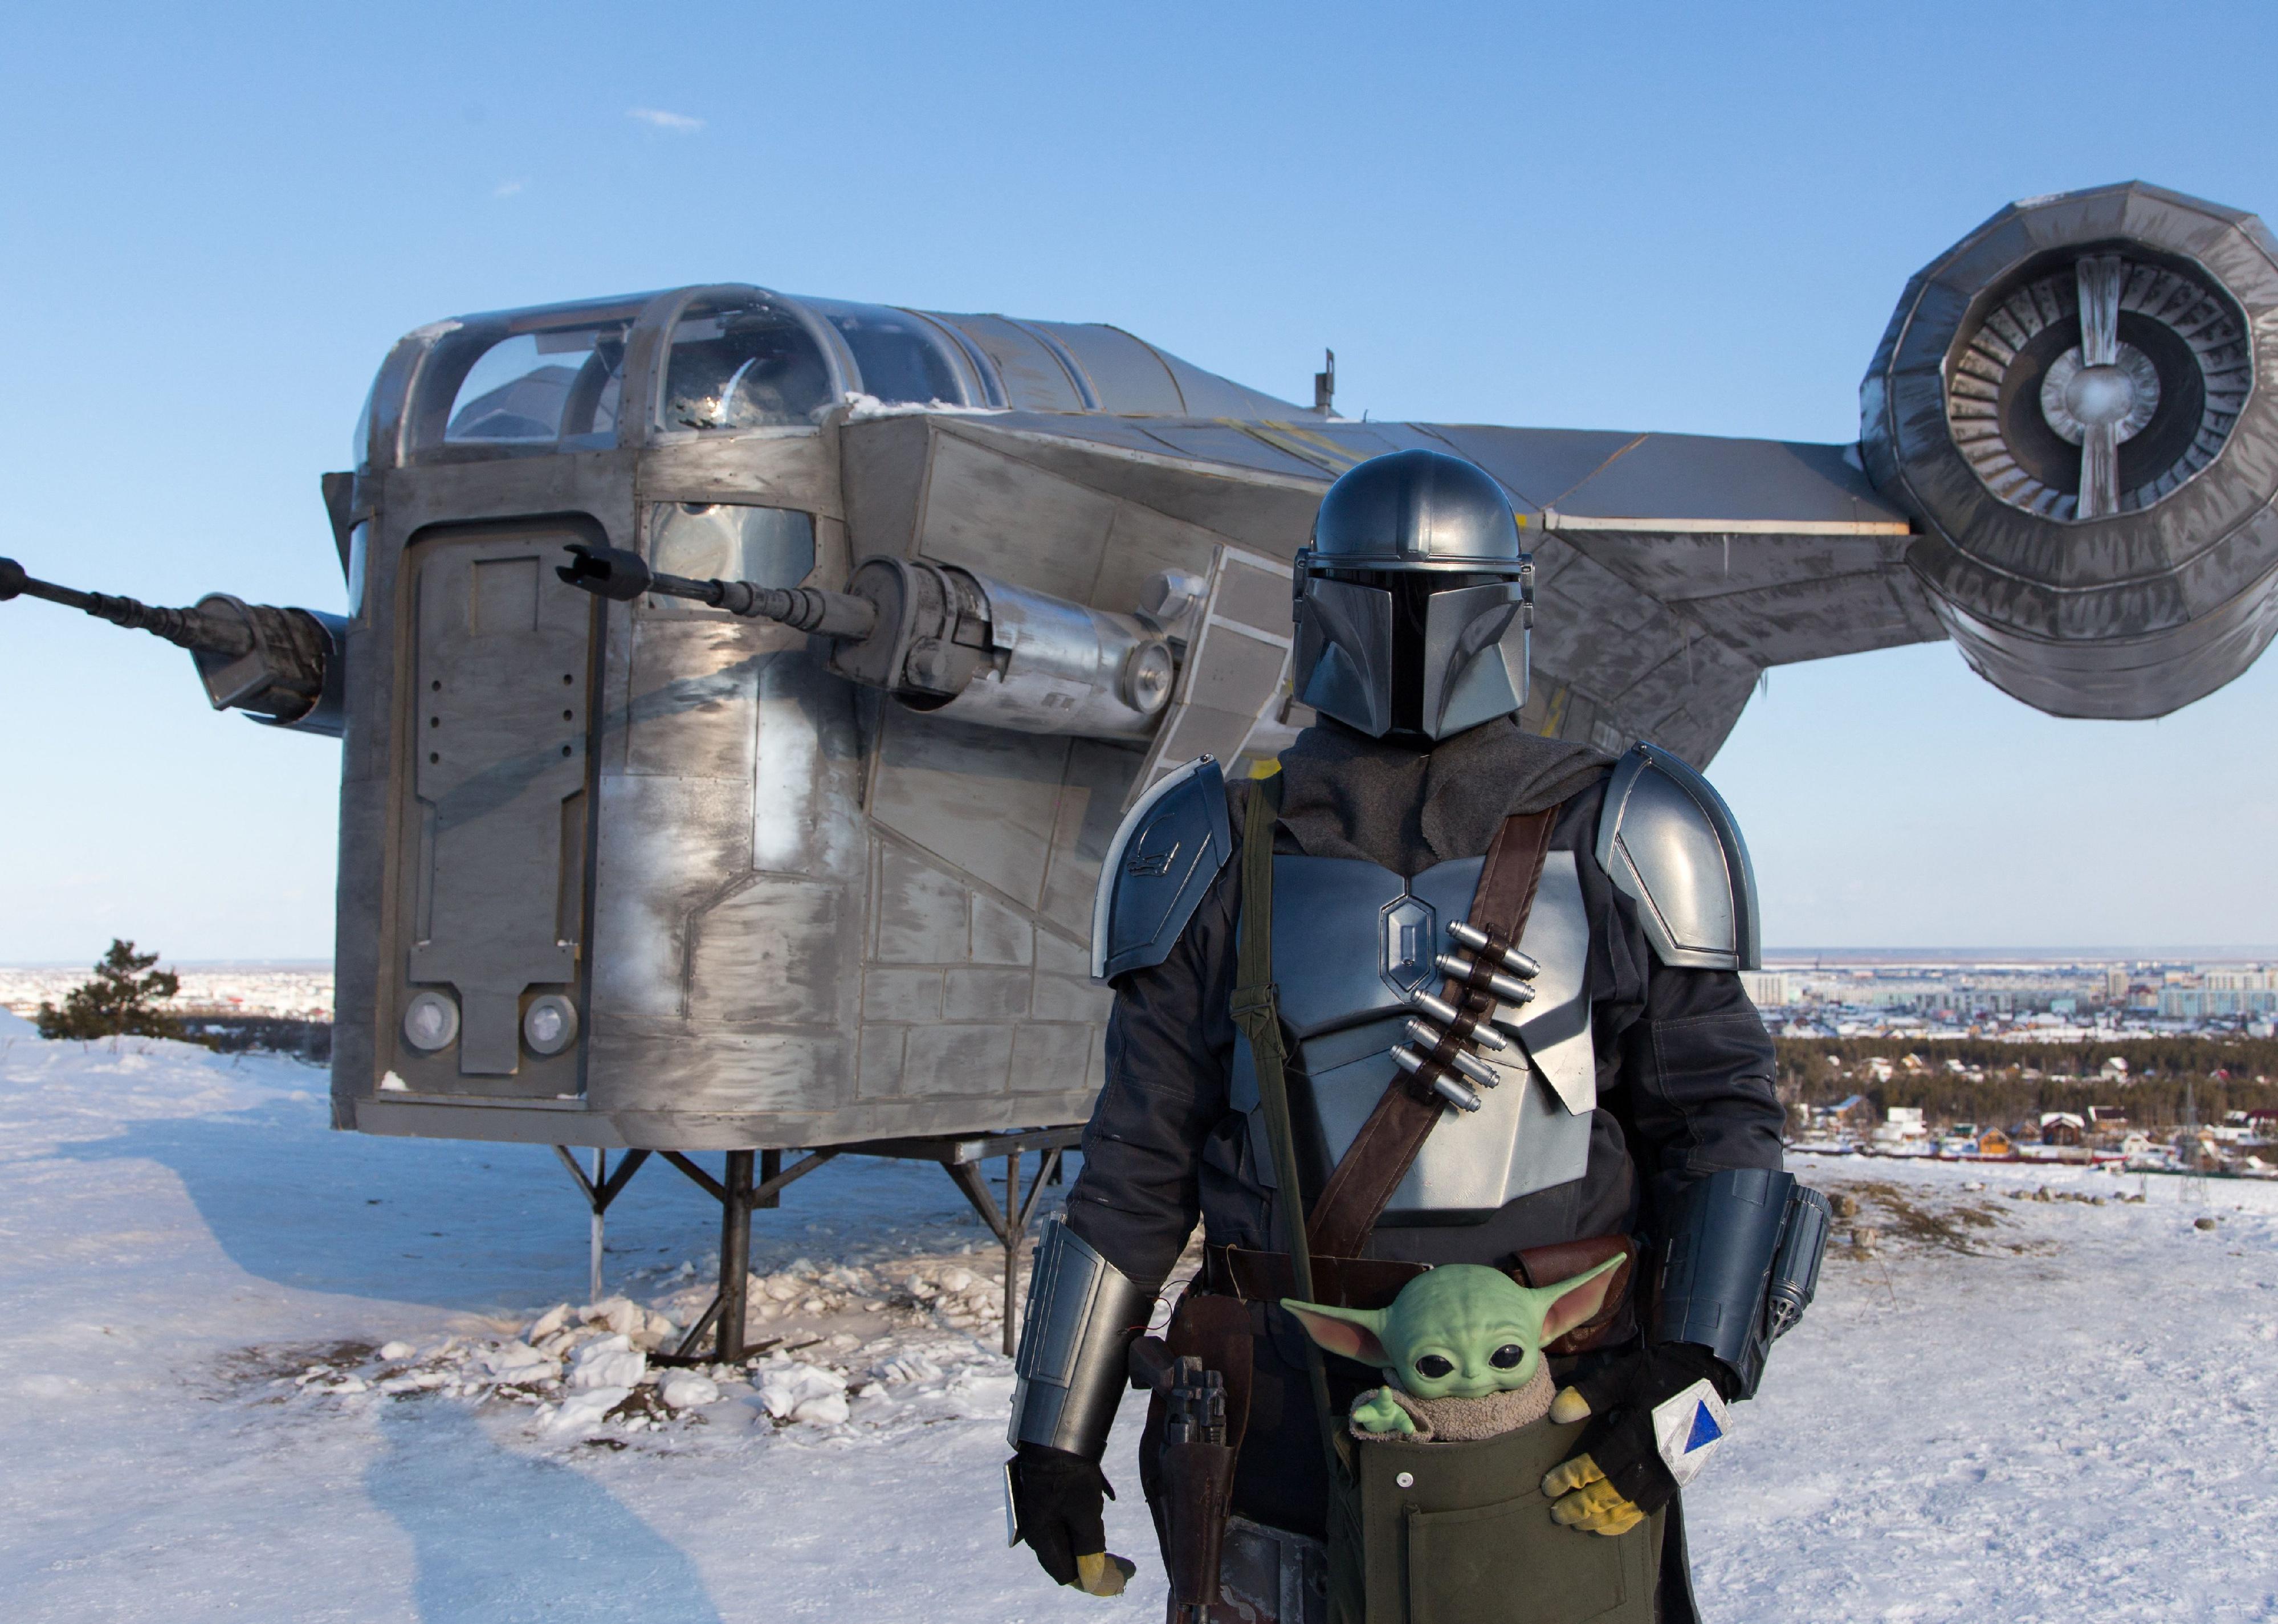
[1595,742,1760,972]
[1090,756,1233,982]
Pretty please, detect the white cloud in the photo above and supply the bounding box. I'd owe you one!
[627,107,704,133]
[493,178,526,198]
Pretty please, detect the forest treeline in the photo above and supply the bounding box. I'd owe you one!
[1774,1034,2278,1128]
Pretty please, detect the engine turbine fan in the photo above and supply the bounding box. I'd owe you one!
[1863,182,2278,719]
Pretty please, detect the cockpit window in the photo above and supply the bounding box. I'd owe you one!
[661,296,834,431]
[806,301,970,406]
[444,325,629,447]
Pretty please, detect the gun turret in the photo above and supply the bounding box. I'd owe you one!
[560,544,1178,740]
[0,557,345,737]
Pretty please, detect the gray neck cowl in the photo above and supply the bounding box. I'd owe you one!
[1273,716,1611,876]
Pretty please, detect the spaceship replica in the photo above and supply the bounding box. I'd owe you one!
[7,181,2276,1354]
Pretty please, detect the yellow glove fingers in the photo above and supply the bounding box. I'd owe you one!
[1072,1552,1136,1597]
[1546,1478,1644,1537]
[1540,1451,1607,1499]
[1548,1385,1592,1425]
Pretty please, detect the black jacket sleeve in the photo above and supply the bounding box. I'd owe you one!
[1613,956,1787,1231]
[1061,832,1243,1291]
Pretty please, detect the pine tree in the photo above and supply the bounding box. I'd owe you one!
[35,940,189,1041]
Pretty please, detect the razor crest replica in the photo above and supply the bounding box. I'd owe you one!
[10,181,2278,1195]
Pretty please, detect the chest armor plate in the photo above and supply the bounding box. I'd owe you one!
[1233,851,1595,1219]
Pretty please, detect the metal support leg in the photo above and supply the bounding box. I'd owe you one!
[589,1148,606,1303]
[643,1130,1077,1366]
[552,1145,651,1304]
[943,1144,1066,1356]
[719,1150,755,1362]
[1003,1151,1022,1356]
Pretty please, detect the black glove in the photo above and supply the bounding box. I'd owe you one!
[1008,1443,1134,1594]
[1541,1343,1733,1534]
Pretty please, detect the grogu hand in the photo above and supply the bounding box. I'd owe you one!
[1542,1452,1645,1536]
[1350,1389,1417,1435]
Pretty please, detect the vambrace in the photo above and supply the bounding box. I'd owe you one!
[1651,1168,1831,1398]
[1008,1219,1155,1459]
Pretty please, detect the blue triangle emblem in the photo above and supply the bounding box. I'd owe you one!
[1684,1402,1723,1454]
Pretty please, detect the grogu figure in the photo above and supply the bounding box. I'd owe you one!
[1283,1258,1623,1442]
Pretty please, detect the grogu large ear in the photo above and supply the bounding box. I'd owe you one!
[1530,1255,1626,1346]
[1280,1299,1391,1367]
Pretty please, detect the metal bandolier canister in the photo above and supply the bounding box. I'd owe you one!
[1008,449,1829,1624]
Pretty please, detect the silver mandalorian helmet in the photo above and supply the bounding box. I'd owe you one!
[1291,448,1533,741]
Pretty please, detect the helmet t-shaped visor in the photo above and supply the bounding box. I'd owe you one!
[1292,450,1533,741]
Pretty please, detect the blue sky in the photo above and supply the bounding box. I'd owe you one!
[3,1,2275,961]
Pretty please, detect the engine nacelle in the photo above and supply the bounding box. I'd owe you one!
[1863,182,2278,718]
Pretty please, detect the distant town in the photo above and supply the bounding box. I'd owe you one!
[1750,951,2278,1180]
[0,963,333,1023]
[1743,950,2278,1039]
[5,953,2273,1176]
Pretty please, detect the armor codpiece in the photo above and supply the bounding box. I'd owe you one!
[1008,1219,1156,1460]
[1650,1168,1832,1398]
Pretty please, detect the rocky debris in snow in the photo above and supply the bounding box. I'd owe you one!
[872,1353,945,1386]
[568,1334,647,1391]
[2007,1185,2119,1206]
[1817,1178,2017,1256]
[480,1340,556,1381]
[376,1340,415,1361]
[658,1372,720,1410]
[641,1248,1018,1348]
[754,1359,850,1425]
[548,1385,629,1435]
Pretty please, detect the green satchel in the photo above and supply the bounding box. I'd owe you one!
[1330,1418,1661,1624]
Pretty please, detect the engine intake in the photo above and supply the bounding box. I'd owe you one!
[1862,181,2278,719]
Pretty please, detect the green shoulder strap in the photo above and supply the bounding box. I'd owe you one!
[1226,772,1342,1456]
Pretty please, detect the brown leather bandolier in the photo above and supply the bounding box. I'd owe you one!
[1302,793,1559,1259]
[1222,770,1636,1348]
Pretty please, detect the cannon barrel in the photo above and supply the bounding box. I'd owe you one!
[0,556,345,736]
[560,543,1177,740]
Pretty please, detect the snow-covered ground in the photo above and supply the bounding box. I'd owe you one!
[2,1010,2272,1622]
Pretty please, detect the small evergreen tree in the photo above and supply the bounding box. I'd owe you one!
[35,940,188,1041]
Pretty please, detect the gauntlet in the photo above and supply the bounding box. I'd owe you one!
[1541,1343,1731,1535]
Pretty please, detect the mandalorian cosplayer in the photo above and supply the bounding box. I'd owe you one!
[1005,449,1829,1623]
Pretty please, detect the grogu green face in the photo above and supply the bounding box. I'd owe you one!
[1283,1258,1622,1401]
